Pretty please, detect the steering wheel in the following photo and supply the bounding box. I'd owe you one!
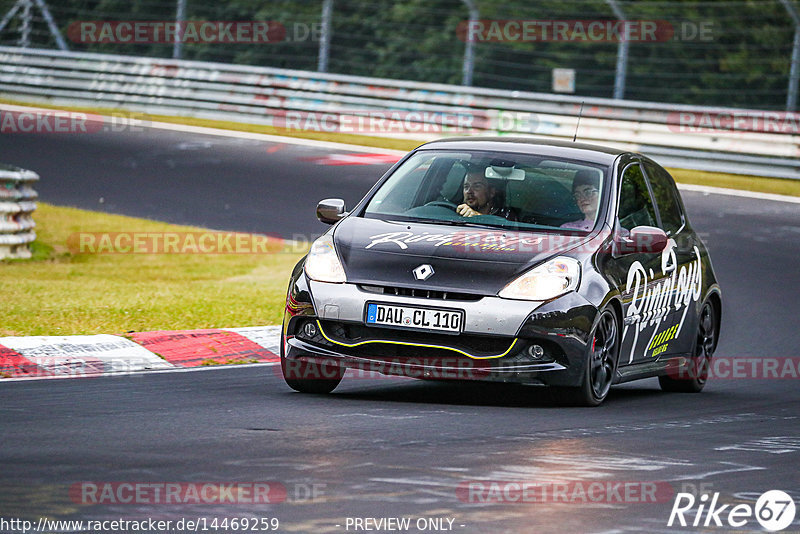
[423,200,458,210]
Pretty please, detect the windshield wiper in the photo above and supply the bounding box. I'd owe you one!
[408,217,504,229]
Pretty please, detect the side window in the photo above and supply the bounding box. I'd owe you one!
[439,161,467,201]
[618,163,657,231]
[643,161,684,235]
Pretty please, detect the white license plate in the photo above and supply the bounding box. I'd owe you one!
[365,302,463,333]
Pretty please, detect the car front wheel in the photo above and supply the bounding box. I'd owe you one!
[280,332,343,394]
[555,308,620,407]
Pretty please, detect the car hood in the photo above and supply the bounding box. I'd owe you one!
[333,217,589,295]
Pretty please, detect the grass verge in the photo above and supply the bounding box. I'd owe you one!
[667,168,800,197]
[4,98,798,197]
[0,203,307,336]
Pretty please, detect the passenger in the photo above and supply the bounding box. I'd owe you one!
[456,167,517,221]
[561,170,600,231]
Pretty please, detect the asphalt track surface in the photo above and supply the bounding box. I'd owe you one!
[2,126,800,533]
[0,127,391,240]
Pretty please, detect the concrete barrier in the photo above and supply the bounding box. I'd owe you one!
[0,164,37,259]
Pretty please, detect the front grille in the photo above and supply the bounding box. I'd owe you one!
[318,320,516,360]
[358,284,483,301]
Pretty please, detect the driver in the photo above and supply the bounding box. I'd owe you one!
[456,168,517,220]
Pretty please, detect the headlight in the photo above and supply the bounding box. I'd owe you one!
[499,257,581,301]
[304,234,346,283]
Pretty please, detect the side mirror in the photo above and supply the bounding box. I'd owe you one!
[316,198,347,225]
[615,225,668,255]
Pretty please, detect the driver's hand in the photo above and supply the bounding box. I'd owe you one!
[457,203,480,217]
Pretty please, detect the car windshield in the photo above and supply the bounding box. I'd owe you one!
[363,150,607,232]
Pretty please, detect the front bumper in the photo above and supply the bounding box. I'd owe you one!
[282,273,599,387]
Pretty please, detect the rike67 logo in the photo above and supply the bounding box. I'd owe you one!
[668,490,796,531]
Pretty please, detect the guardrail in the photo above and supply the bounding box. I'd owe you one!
[0,46,798,179]
[0,163,37,259]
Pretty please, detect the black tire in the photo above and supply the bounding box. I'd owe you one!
[280,331,343,394]
[555,308,620,407]
[659,300,718,393]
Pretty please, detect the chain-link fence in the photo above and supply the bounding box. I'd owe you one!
[0,0,797,111]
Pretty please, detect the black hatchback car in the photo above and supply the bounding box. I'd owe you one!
[280,138,722,406]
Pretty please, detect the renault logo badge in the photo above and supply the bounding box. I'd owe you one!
[413,264,434,281]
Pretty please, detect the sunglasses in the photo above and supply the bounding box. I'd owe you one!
[573,188,599,201]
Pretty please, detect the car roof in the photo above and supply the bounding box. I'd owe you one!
[416,136,628,166]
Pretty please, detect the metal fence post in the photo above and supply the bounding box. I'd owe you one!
[1,0,67,50]
[606,0,628,100]
[18,0,30,48]
[32,0,68,50]
[461,0,478,86]
[318,0,333,72]
[0,1,23,38]
[780,0,800,111]
[173,0,186,60]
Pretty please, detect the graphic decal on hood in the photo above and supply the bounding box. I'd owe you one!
[365,231,543,252]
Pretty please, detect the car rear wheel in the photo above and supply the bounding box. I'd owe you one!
[555,308,619,407]
[659,301,718,393]
[280,332,343,394]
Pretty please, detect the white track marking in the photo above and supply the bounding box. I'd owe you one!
[224,325,282,354]
[677,183,800,204]
[0,329,284,382]
[0,334,172,376]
